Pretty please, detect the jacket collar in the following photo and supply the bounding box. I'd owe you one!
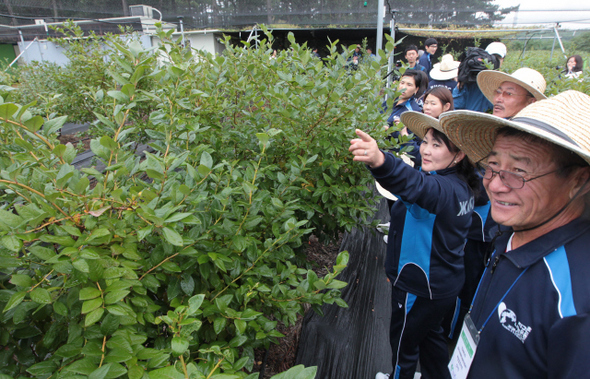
[421,165,458,177]
[495,215,590,268]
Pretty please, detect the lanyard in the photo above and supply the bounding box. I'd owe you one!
[469,252,529,334]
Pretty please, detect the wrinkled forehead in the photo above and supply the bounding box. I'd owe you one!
[489,132,557,168]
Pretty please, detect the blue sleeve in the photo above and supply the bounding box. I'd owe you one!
[369,152,459,214]
[453,86,466,110]
[548,314,590,378]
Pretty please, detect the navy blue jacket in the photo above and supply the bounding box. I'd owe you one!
[419,53,433,76]
[407,63,426,72]
[370,152,474,299]
[428,79,457,92]
[468,216,590,378]
[453,82,492,113]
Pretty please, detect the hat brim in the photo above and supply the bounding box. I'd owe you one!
[376,181,398,201]
[439,110,590,165]
[477,70,547,104]
[400,111,441,140]
[429,62,460,81]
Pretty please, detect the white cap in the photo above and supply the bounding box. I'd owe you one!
[485,42,507,58]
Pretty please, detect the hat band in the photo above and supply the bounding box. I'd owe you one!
[512,117,579,147]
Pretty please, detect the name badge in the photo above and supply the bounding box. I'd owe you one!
[449,313,480,379]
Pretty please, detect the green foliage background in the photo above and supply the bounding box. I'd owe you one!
[0,26,399,378]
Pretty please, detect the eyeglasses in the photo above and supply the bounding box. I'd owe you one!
[478,163,560,189]
[493,88,532,98]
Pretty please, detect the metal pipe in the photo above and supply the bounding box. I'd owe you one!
[376,0,384,52]
[6,36,38,70]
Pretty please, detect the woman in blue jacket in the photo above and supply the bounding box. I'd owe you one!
[350,114,479,379]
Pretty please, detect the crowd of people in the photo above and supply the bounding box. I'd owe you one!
[348,38,589,379]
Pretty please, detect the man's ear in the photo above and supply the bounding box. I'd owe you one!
[527,97,537,106]
[570,166,590,199]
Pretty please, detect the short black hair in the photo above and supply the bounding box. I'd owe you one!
[425,38,438,47]
[404,45,419,54]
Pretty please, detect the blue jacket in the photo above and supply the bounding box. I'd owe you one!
[370,152,474,299]
[419,53,433,75]
[408,63,426,72]
[453,82,492,113]
[468,216,590,378]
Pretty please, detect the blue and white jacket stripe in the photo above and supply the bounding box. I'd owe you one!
[468,217,590,378]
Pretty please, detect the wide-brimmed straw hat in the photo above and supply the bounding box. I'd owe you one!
[430,54,460,81]
[439,90,590,165]
[477,67,547,103]
[400,111,442,140]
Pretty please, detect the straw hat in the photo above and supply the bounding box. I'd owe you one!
[429,54,460,81]
[400,111,442,140]
[439,90,590,165]
[375,154,414,201]
[477,67,547,103]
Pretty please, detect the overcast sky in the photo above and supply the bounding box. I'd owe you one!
[493,0,590,29]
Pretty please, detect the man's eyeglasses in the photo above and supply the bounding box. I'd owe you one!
[478,163,560,189]
[493,88,532,98]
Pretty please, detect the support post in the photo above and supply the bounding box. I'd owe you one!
[376,0,384,52]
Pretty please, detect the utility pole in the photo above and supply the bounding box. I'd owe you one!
[387,10,396,90]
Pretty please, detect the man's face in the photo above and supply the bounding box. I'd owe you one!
[492,81,535,119]
[483,135,574,231]
[405,50,418,64]
[426,44,437,55]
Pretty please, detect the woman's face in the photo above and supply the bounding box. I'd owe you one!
[567,57,576,71]
[422,94,450,118]
[419,129,458,172]
[398,76,418,100]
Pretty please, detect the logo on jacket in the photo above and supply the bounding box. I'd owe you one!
[498,302,531,343]
[456,196,475,216]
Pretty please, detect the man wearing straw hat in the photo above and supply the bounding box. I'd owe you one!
[477,67,546,119]
[428,54,460,92]
[440,90,590,378]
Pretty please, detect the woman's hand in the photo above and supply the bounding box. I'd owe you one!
[349,129,385,168]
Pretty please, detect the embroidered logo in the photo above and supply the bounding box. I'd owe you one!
[498,302,531,343]
[456,196,475,216]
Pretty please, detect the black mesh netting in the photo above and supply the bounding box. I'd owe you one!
[0,0,514,30]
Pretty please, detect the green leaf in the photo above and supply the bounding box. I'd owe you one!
[229,335,248,347]
[0,103,18,119]
[73,259,90,273]
[188,294,205,315]
[3,291,26,313]
[234,319,247,335]
[56,343,82,358]
[26,360,58,376]
[200,151,213,168]
[23,115,44,132]
[9,274,32,288]
[107,90,129,102]
[170,336,189,356]
[270,365,317,379]
[0,209,24,229]
[161,227,183,246]
[256,133,269,145]
[326,279,347,289]
[213,317,227,335]
[85,307,105,327]
[148,365,185,379]
[88,363,111,379]
[30,288,52,304]
[104,289,130,304]
[82,298,103,314]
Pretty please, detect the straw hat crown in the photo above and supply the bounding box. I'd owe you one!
[477,67,547,103]
[429,54,460,81]
[439,90,590,164]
